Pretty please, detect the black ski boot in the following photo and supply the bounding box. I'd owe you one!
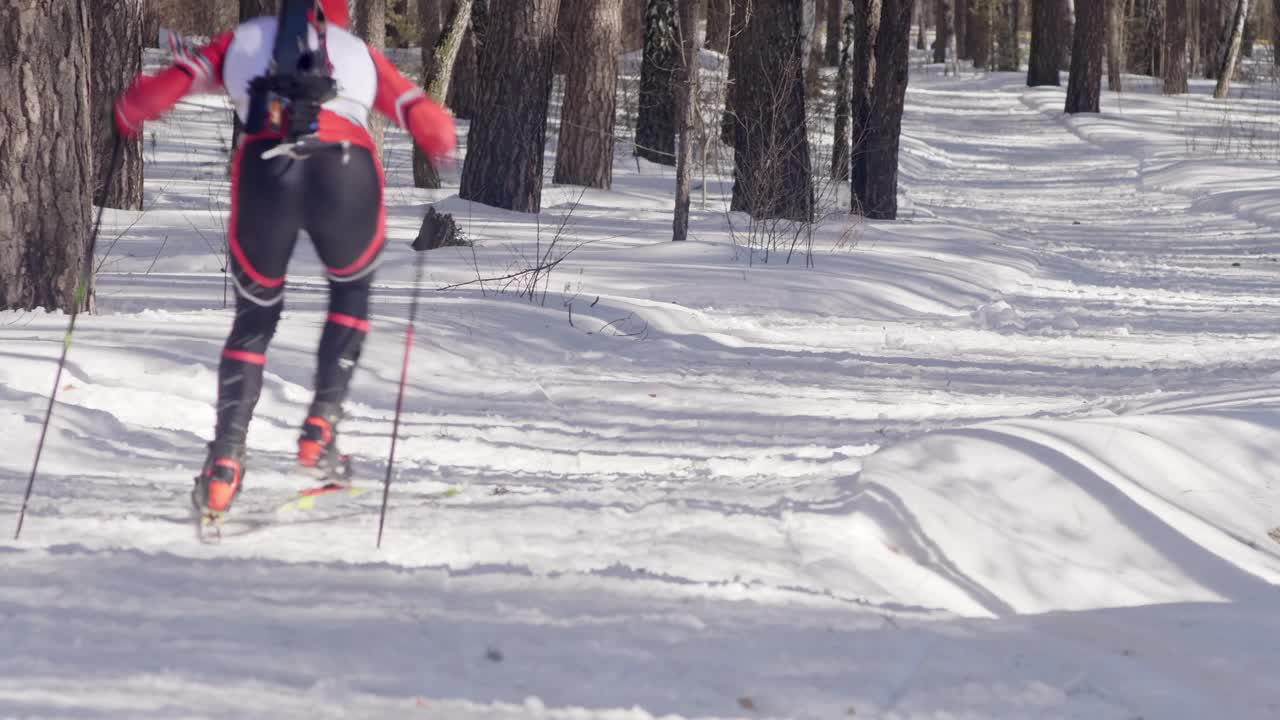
[297,405,352,482]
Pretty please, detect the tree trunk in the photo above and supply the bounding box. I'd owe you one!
[955,0,969,59]
[995,0,1020,69]
[852,0,882,204]
[1028,0,1061,84]
[673,0,701,241]
[1165,0,1189,92]
[1066,0,1106,112]
[1,0,94,311]
[966,0,989,65]
[826,0,844,63]
[413,0,471,188]
[1215,0,1250,96]
[623,0,646,50]
[806,0,825,95]
[458,0,560,211]
[636,0,679,165]
[933,0,952,62]
[731,0,814,221]
[1271,0,1280,65]
[555,0,622,188]
[446,19,478,117]
[720,0,749,145]
[917,0,928,50]
[832,0,853,180]
[852,0,911,219]
[1203,0,1230,77]
[357,0,387,159]
[92,0,146,210]
[706,0,731,51]
[1106,0,1124,89]
[1058,0,1073,68]
[1242,6,1256,56]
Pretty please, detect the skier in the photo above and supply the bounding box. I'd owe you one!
[113,0,456,518]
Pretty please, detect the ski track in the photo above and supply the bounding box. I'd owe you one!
[2,68,1280,718]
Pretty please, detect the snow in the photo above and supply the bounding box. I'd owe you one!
[3,60,1280,718]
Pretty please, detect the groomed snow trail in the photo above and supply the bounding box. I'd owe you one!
[2,70,1278,718]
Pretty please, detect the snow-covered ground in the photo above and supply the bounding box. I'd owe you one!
[3,60,1280,718]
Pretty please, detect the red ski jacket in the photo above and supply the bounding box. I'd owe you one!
[115,1,455,162]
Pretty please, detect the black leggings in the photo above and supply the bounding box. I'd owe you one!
[214,139,384,452]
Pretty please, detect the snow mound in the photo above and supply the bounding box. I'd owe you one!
[859,389,1280,615]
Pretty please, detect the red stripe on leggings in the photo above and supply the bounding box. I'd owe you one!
[222,349,267,365]
[327,312,370,332]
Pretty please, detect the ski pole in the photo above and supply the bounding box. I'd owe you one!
[377,241,428,548]
[16,135,124,541]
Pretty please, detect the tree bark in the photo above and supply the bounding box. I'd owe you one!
[1106,0,1124,89]
[1066,0,1106,112]
[852,0,911,219]
[706,0,731,51]
[731,0,813,221]
[673,0,701,241]
[720,0,749,145]
[851,0,882,204]
[806,0,825,95]
[826,0,843,63]
[446,2,483,119]
[92,0,146,210]
[458,0,560,212]
[357,0,387,158]
[832,0,853,180]
[1,0,94,311]
[966,0,989,65]
[1273,0,1280,65]
[623,0,646,50]
[916,0,928,49]
[413,0,471,188]
[1215,0,1250,96]
[554,0,622,188]
[933,0,952,62]
[995,0,1020,70]
[1165,0,1189,92]
[636,0,679,165]
[955,0,969,59]
[1028,0,1061,84]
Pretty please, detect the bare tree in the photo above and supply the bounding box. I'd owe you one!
[934,0,952,62]
[1,0,94,311]
[636,0,679,165]
[623,0,646,50]
[851,0,912,219]
[720,0,749,145]
[92,0,147,210]
[1272,0,1280,66]
[1165,0,1189,93]
[555,0,623,188]
[832,0,853,180]
[825,0,843,63]
[1065,0,1106,112]
[705,0,731,51]
[1106,0,1123,89]
[731,0,813,221]
[447,1,485,119]
[1028,0,1061,84]
[673,0,702,241]
[357,0,387,157]
[966,0,990,66]
[995,0,1020,70]
[955,0,969,59]
[413,0,471,188]
[1215,0,1250,96]
[458,0,561,212]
